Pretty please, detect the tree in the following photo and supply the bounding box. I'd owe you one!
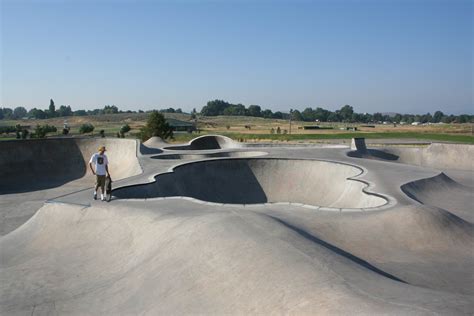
[301,107,315,121]
[103,105,119,114]
[120,124,131,137]
[13,107,27,119]
[1,108,13,119]
[338,105,354,122]
[272,111,284,119]
[393,113,403,123]
[73,110,87,116]
[247,105,262,117]
[139,111,173,141]
[223,104,246,116]
[327,112,340,122]
[313,107,330,122]
[57,105,73,117]
[432,111,444,123]
[262,109,273,119]
[291,109,303,121]
[28,108,47,119]
[373,112,383,123]
[79,123,95,134]
[200,99,232,116]
[48,99,56,118]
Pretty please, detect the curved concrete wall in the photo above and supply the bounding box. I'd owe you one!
[382,143,474,171]
[114,159,386,209]
[152,151,267,160]
[164,135,239,150]
[0,138,142,192]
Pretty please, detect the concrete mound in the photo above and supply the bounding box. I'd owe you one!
[401,173,474,223]
[152,151,267,160]
[164,135,239,150]
[1,202,472,315]
[113,158,387,209]
[144,136,168,147]
[140,136,168,155]
[0,138,142,193]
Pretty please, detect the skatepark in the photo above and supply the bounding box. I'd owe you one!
[0,135,473,315]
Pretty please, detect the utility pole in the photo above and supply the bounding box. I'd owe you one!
[289,109,293,135]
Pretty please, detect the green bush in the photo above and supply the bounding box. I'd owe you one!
[34,124,57,138]
[120,124,131,137]
[79,123,95,134]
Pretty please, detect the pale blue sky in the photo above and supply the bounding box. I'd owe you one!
[1,0,472,114]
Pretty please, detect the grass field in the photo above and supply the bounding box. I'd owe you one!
[1,113,473,144]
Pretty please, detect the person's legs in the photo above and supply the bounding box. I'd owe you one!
[94,175,100,199]
[97,175,106,200]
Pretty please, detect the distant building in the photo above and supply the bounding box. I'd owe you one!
[166,118,196,133]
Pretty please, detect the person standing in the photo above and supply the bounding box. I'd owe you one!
[89,146,110,201]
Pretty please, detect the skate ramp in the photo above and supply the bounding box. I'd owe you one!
[351,143,473,170]
[113,159,387,209]
[152,151,267,160]
[164,135,239,150]
[140,137,167,155]
[0,138,142,193]
[144,136,168,147]
[401,173,474,223]
[1,202,472,315]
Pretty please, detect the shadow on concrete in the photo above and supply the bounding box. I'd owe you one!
[347,149,399,161]
[113,160,268,203]
[0,140,86,194]
[268,216,406,283]
[151,151,266,160]
[139,143,163,155]
[164,135,236,151]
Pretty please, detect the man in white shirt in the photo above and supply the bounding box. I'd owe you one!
[89,146,110,201]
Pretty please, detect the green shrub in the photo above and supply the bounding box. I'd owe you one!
[79,123,94,134]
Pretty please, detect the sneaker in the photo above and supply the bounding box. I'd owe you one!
[101,195,105,201]
[93,192,97,200]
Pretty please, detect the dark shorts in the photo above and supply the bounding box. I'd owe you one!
[96,175,106,188]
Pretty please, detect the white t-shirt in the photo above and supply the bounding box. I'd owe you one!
[89,153,109,176]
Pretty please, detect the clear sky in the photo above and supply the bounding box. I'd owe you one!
[1,0,472,114]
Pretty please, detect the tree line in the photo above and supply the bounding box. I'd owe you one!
[0,100,148,120]
[2,98,472,124]
[200,100,473,124]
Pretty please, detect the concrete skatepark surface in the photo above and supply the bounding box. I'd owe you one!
[0,136,473,315]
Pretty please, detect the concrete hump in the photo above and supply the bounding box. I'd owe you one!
[401,172,474,223]
[164,135,239,150]
[144,136,168,147]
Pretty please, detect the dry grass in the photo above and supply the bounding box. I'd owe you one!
[1,113,473,143]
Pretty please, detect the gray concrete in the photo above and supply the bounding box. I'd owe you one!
[0,136,473,315]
